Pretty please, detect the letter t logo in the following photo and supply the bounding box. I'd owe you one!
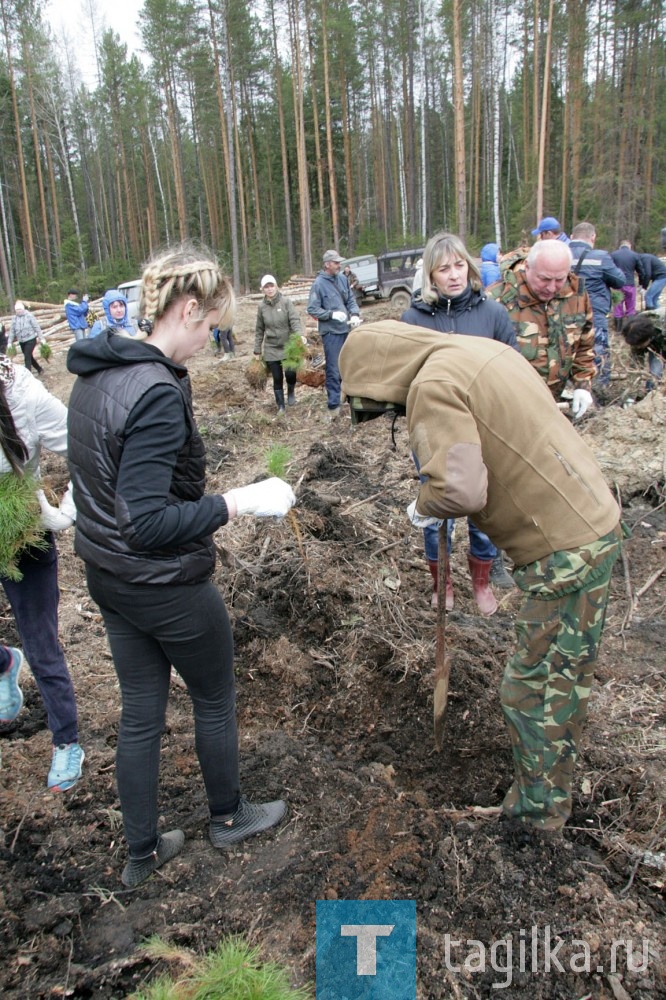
[340,925,395,975]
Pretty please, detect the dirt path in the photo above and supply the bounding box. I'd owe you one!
[0,300,664,998]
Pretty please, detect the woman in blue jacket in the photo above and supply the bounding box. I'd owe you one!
[401,232,517,614]
[89,289,137,338]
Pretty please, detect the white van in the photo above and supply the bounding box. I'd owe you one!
[117,279,141,324]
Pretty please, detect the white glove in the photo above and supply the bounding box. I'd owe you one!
[224,477,296,518]
[82,294,89,302]
[301,336,308,345]
[407,499,444,529]
[349,315,362,328]
[37,489,75,532]
[571,388,594,420]
[59,482,77,521]
[331,310,347,323]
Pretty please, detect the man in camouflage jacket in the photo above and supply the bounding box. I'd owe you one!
[489,241,595,413]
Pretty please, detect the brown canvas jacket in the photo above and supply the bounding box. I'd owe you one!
[339,321,619,566]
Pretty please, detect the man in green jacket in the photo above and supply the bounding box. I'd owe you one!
[340,321,623,833]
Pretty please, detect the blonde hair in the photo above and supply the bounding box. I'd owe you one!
[421,232,481,305]
[139,243,235,329]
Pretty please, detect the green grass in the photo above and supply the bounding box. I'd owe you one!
[130,936,312,1000]
[0,473,47,580]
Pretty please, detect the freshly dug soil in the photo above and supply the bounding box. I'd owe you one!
[0,301,664,999]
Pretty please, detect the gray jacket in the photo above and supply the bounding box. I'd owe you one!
[307,271,359,335]
[9,311,42,345]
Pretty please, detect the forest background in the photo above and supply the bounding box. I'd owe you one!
[0,0,664,305]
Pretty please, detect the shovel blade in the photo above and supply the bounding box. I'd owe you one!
[433,653,452,751]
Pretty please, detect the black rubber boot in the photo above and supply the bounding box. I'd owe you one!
[287,386,296,406]
[274,388,286,413]
[489,551,515,589]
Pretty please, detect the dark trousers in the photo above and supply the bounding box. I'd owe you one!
[267,359,296,392]
[1,536,78,745]
[85,565,240,858]
[322,331,348,409]
[20,338,42,374]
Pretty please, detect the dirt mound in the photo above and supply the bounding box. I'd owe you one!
[0,298,664,998]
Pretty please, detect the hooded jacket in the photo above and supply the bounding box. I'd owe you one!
[89,289,136,339]
[479,244,501,287]
[339,321,619,566]
[401,284,517,346]
[67,333,229,585]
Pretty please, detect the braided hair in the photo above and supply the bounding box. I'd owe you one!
[138,243,235,330]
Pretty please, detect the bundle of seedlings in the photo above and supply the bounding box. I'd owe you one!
[282,332,307,373]
[0,472,47,580]
[245,356,269,390]
[39,341,52,361]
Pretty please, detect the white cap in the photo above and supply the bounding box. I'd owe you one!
[14,300,25,312]
[260,274,277,288]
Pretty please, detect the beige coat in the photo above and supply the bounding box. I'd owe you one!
[340,321,619,566]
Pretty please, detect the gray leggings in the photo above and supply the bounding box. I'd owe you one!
[85,565,240,858]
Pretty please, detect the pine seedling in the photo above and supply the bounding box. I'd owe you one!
[265,443,292,479]
[131,935,312,1000]
[6,344,17,357]
[0,473,47,580]
[39,341,52,361]
[264,444,307,568]
[282,332,307,372]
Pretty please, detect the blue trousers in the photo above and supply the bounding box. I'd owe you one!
[423,518,497,563]
[86,565,240,858]
[1,536,78,745]
[645,277,666,309]
[321,331,348,409]
[412,451,496,563]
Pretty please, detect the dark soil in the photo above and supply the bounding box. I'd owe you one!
[0,300,664,999]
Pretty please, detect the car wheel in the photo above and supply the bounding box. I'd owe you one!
[390,290,411,314]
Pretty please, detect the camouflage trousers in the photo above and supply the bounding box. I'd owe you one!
[500,525,623,830]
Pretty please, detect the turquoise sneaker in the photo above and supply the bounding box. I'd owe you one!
[0,647,24,722]
[48,742,85,792]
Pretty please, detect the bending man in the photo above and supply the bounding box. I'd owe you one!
[340,321,623,832]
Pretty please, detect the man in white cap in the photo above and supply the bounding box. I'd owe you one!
[307,249,361,419]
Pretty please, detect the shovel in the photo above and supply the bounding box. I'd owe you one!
[433,522,453,751]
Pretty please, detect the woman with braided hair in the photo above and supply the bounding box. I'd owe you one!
[66,244,295,888]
